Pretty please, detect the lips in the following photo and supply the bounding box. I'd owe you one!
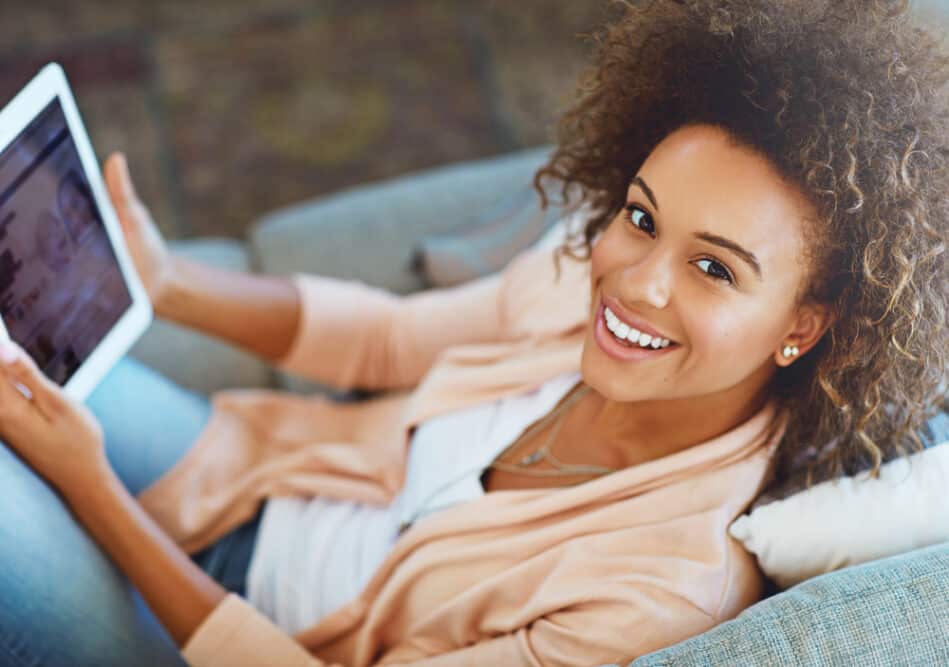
[599,294,676,344]
[604,307,671,349]
[593,300,679,363]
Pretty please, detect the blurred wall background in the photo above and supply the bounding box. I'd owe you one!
[0,2,606,240]
[1,1,944,241]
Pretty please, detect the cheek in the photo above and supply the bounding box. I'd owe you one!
[682,302,776,365]
[588,236,609,305]
[685,309,733,355]
[590,222,638,281]
[589,231,610,279]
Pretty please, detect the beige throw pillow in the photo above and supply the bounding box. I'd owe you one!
[729,441,949,589]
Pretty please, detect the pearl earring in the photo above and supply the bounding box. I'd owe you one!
[782,344,800,358]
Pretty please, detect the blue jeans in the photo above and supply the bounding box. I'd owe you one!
[0,356,261,667]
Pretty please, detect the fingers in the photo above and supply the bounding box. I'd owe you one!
[0,342,62,421]
[103,153,126,206]
[104,152,138,207]
[0,350,43,433]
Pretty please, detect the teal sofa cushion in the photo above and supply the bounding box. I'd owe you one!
[410,181,564,288]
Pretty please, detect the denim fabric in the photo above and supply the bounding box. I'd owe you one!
[0,356,259,667]
[191,506,263,599]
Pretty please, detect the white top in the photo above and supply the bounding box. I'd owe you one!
[245,370,583,634]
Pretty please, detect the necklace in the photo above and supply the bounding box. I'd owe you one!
[397,379,615,537]
[487,380,619,478]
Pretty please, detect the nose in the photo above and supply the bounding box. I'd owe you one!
[617,246,672,310]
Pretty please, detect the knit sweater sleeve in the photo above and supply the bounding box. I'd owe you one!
[270,247,546,392]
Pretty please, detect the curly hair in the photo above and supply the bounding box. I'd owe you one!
[534,0,949,494]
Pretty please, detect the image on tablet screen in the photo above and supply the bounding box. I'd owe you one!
[0,99,133,385]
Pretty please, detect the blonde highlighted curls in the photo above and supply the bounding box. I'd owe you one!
[534,0,949,494]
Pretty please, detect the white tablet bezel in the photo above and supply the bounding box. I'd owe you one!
[0,62,152,403]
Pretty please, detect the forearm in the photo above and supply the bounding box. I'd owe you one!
[156,254,301,363]
[67,469,226,648]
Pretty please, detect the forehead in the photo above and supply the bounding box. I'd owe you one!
[638,125,813,272]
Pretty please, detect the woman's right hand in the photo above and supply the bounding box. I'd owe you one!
[103,152,174,308]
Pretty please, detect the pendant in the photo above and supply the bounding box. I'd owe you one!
[520,450,545,465]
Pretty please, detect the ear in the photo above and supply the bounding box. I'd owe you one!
[774,302,835,367]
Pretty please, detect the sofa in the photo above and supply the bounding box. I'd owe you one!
[127,147,949,666]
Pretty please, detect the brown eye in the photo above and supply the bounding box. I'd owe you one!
[625,204,655,237]
[695,258,734,284]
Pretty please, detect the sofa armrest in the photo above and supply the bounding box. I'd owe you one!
[248,146,552,293]
[248,146,553,394]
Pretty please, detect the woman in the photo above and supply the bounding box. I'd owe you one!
[0,0,946,665]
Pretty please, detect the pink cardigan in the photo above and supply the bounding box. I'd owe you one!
[136,236,781,666]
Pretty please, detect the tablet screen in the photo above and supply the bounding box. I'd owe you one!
[0,99,133,385]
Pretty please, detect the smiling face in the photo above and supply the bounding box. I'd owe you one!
[581,123,830,413]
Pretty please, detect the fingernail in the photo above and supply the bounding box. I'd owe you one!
[0,344,17,364]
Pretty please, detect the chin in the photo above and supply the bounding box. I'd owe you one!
[582,328,682,402]
[579,339,627,400]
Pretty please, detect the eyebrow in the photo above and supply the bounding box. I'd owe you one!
[630,176,659,211]
[694,232,762,279]
[631,175,762,279]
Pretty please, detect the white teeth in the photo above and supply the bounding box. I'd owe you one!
[603,306,672,349]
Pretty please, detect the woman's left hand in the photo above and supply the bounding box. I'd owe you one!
[0,338,109,497]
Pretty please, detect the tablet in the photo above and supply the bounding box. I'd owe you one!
[0,63,152,403]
